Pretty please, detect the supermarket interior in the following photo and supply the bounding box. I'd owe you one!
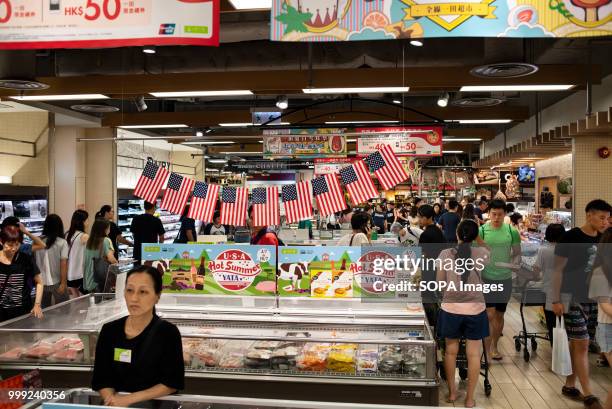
[1,1,612,409]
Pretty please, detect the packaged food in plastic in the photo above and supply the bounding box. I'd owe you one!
[356,347,378,373]
[296,343,331,372]
[217,341,252,369]
[191,340,226,368]
[23,341,54,359]
[0,347,25,360]
[270,342,302,370]
[326,344,357,373]
[48,348,83,363]
[378,345,403,373]
[245,347,272,369]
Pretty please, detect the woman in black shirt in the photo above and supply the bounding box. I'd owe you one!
[92,266,184,406]
[96,205,133,260]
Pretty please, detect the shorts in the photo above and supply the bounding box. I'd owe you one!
[596,323,612,353]
[67,279,83,289]
[564,303,596,341]
[437,309,490,340]
[483,277,513,312]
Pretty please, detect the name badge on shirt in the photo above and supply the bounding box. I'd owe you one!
[114,348,132,363]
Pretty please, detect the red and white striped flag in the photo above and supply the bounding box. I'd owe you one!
[220,186,248,226]
[133,160,170,203]
[364,144,409,190]
[251,186,280,226]
[160,173,195,215]
[282,181,312,224]
[312,174,346,217]
[188,181,219,223]
[339,160,378,205]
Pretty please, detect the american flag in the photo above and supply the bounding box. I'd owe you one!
[160,173,195,215]
[133,160,170,203]
[251,186,280,227]
[364,144,408,190]
[220,186,248,226]
[282,181,312,224]
[312,174,346,217]
[188,181,219,223]
[339,160,377,205]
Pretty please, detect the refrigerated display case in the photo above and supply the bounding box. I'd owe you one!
[0,294,438,406]
[0,198,48,243]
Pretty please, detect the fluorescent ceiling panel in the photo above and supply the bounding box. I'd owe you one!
[119,124,188,129]
[303,87,409,94]
[325,120,400,124]
[11,94,109,101]
[460,85,574,92]
[150,90,253,97]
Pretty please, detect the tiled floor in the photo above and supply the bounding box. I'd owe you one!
[437,303,612,408]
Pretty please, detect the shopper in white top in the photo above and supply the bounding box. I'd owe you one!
[336,212,372,246]
[34,214,69,308]
[588,228,612,409]
[66,210,89,298]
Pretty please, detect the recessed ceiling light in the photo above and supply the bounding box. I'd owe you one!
[229,0,271,9]
[218,122,253,127]
[410,40,423,47]
[183,141,236,145]
[303,87,409,94]
[142,46,156,54]
[150,90,253,97]
[208,158,228,164]
[205,168,220,172]
[325,120,400,124]
[444,150,464,154]
[460,85,574,92]
[437,92,449,108]
[446,119,512,124]
[276,95,288,110]
[195,131,204,137]
[393,99,402,104]
[442,138,482,142]
[11,94,109,101]
[118,124,188,129]
[266,122,291,126]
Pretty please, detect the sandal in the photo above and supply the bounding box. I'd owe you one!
[583,395,603,409]
[491,351,503,360]
[561,386,584,401]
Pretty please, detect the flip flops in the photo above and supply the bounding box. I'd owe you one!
[561,386,584,401]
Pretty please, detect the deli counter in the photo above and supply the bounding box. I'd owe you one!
[0,294,438,406]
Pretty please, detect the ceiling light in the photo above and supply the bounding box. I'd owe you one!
[442,138,482,142]
[393,99,402,104]
[276,95,288,110]
[308,166,315,169]
[183,141,236,145]
[325,120,400,124]
[195,130,204,137]
[134,95,148,112]
[410,40,424,47]
[150,90,253,97]
[118,124,188,129]
[444,150,464,154]
[11,94,109,101]
[446,119,512,124]
[258,140,263,143]
[460,85,574,92]
[346,139,356,143]
[0,176,12,184]
[266,122,291,126]
[142,46,156,54]
[437,92,449,108]
[220,152,261,155]
[303,87,409,94]
[205,168,220,172]
[208,158,228,164]
[218,122,253,127]
[229,0,271,9]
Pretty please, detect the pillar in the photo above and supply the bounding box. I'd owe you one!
[84,128,117,220]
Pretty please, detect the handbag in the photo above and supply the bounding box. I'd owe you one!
[93,239,110,286]
[551,316,573,376]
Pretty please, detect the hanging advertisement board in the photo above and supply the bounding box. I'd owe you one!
[263,128,347,158]
[356,126,443,157]
[313,157,358,175]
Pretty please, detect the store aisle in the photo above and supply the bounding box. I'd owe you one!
[438,302,612,409]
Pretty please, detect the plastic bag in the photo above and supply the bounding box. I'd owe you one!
[552,317,572,376]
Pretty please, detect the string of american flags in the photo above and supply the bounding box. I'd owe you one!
[133,144,409,227]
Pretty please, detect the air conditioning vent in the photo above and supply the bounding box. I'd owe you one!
[451,97,504,107]
[470,63,538,78]
[0,79,50,91]
[71,104,119,113]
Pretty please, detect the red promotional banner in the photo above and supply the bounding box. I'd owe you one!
[356,126,443,157]
[0,0,219,49]
[313,157,358,175]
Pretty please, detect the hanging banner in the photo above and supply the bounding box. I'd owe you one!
[141,244,277,296]
[263,128,347,158]
[271,0,612,41]
[356,126,443,157]
[313,157,358,175]
[0,0,219,50]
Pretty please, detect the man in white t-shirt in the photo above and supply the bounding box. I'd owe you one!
[203,212,229,236]
[390,222,422,246]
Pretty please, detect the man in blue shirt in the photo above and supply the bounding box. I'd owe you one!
[437,200,461,243]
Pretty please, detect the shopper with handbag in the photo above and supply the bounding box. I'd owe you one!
[83,220,117,293]
[34,214,69,308]
[66,210,89,297]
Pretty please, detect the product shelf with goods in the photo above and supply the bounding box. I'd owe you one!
[0,198,48,244]
[0,293,438,406]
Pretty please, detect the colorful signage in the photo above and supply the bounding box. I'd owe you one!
[271,0,612,41]
[313,157,358,175]
[0,0,219,49]
[141,244,276,296]
[263,128,347,158]
[356,127,443,157]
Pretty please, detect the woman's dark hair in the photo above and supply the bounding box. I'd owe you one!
[95,205,112,220]
[545,223,565,243]
[433,203,442,214]
[505,203,515,213]
[350,211,371,232]
[87,219,110,251]
[66,210,89,244]
[594,227,612,288]
[0,225,24,244]
[410,205,418,218]
[418,204,435,220]
[510,212,523,226]
[42,214,65,249]
[181,205,190,219]
[462,203,476,220]
[455,220,480,283]
[127,265,163,295]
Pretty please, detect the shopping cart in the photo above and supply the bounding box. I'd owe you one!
[512,281,549,362]
[437,337,492,397]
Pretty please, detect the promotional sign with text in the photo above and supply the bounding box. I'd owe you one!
[356,126,443,157]
[313,157,358,175]
[263,128,347,158]
[0,0,219,49]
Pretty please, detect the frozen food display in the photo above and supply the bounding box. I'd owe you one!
[0,335,85,364]
[326,344,357,373]
[271,342,302,370]
[296,343,332,371]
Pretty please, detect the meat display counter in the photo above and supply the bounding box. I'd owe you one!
[0,294,438,406]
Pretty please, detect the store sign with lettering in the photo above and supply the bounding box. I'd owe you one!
[263,128,347,158]
[356,127,443,157]
[313,157,357,175]
[271,0,612,41]
[0,0,219,49]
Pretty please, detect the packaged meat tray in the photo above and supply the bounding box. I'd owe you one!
[190,339,227,369]
[23,342,54,359]
[217,341,252,369]
[296,343,331,372]
[378,345,402,374]
[326,344,357,373]
[244,348,272,369]
[270,342,302,370]
[0,347,25,361]
[48,348,84,363]
[356,347,378,373]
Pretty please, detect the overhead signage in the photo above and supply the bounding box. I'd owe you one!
[356,127,443,157]
[229,161,311,171]
[313,157,358,175]
[0,0,219,49]
[252,111,281,125]
[271,0,611,41]
[263,128,347,158]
